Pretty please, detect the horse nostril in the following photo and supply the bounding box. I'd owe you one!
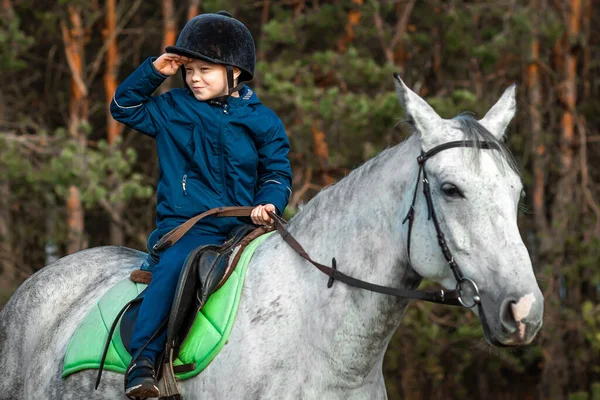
[500,298,518,334]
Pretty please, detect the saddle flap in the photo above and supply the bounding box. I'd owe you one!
[166,243,218,351]
[167,224,258,356]
[197,249,221,289]
[197,224,259,304]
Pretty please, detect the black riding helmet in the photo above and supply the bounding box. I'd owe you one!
[166,11,256,96]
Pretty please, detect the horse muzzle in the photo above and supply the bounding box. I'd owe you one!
[479,291,544,347]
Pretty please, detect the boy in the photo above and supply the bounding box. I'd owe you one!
[110,11,292,398]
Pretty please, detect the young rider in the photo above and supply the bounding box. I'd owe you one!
[110,11,292,398]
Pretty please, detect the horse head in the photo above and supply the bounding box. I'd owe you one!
[394,75,544,346]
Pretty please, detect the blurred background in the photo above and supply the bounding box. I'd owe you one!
[0,0,598,398]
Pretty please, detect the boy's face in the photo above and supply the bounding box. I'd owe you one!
[184,59,240,101]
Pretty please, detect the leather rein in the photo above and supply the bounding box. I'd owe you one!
[153,140,500,308]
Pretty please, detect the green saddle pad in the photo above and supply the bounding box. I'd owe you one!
[62,232,273,380]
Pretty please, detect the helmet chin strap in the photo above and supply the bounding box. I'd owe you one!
[226,65,244,95]
[210,65,244,105]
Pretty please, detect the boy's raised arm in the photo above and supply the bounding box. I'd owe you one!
[110,55,187,137]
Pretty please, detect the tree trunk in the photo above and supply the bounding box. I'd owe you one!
[372,0,416,72]
[162,0,177,49]
[0,1,15,284]
[337,0,363,54]
[432,24,443,93]
[257,0,271,62]
[542,1,582,397]
[104,0,120,146]
[528,0,548,235]
[2,0,12,14]
[559,0,580,175]
[104,0,125,245]
[0,181,15,286]
[62,5,87,254]
[293,0,305,20]
[311,122,334,187]
[159,0,176,94]
[581,0,591,100]
[66,186,85,254]
[45,201,59,266]
[187,0,200,21]
[392,0,416,70]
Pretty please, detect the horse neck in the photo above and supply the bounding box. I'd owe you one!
[278,135,423,382]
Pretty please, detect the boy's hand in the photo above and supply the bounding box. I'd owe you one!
[153,53,191,76]
[251,204,276,226]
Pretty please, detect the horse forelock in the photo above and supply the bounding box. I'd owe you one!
[452,114,520,176]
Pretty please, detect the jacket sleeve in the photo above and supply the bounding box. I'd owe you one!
[110,57,170,137]
[253,120,292,216]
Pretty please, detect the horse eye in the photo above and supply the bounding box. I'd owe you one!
[441,183,462,198]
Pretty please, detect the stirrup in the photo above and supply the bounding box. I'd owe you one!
[158,345,182,400]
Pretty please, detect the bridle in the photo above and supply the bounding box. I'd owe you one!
[267,140,502,308]
[402,140,501,308]
[154,140,501,308]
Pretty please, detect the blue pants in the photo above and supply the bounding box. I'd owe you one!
[130,231,227,364]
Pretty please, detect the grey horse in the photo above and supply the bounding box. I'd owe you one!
[0,76,543,399]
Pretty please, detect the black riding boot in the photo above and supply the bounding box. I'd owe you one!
[124,357,160,399]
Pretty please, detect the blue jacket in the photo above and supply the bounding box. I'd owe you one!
[110,57,292,236]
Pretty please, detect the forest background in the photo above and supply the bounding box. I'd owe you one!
[0,0,598,399]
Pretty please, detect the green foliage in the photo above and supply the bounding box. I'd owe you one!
[428,89,479,118]
[569,387,600,400]
[570,392,590,400]
[594,383,600,400]
[262,19,297,46]
[583,301,600,356]
[0,13,34,71]
[51,135,154,208]
[258,45,403,168]
[0,127,153,256]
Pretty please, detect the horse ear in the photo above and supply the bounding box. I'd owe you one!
[478,84,517,140]
[393,73,443,141]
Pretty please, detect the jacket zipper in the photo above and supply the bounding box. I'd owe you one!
[182,174,188,196]
[219,104,228,196]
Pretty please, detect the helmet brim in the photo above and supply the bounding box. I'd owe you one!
[165,46,253,82]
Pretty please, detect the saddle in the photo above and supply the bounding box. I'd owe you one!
[121,224,267,352]
[96,218,271,399]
